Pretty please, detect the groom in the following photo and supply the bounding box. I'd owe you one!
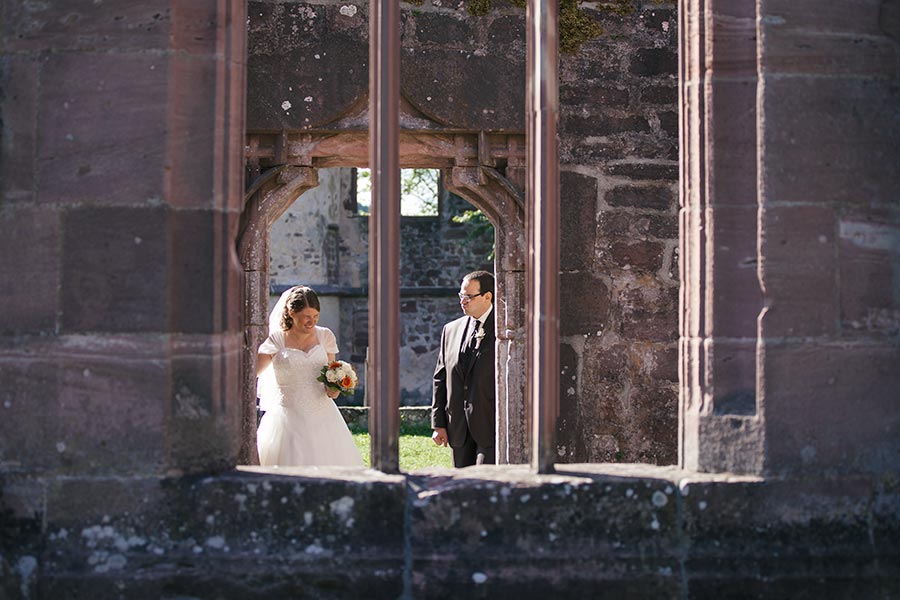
[431,270,496,467]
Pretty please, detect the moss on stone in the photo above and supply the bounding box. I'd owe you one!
[560,0,604,54]
[466,0,641,54]
[467,0,492,17]
[599,0,635,16]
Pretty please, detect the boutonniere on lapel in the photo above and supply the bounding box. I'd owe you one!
[474,326,487,350]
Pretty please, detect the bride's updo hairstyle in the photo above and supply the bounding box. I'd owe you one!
[280,286,321,331]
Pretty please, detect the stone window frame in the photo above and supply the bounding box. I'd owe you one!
[239,132,529,466]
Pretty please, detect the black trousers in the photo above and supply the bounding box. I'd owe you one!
[452,428,495,467]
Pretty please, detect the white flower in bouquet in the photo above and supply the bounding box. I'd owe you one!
[317,360,359,396]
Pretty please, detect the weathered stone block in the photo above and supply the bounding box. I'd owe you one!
[168,333,242,472]
[560,171,598,271]
[0,2,170,52]
[36,52,167,206]
[761,24,896,77]
[247,2,367,130]
[603,240,665,273]
[0,55,39,204]
[615,279,678,342]
[61,206,168,333]
[0,348,61,472]
[169,210,242,334]
[561,113,651,137]
[603,162,678,181]
[557,343,585,462]
[163,55,220,209]
[630,48,678,77]
[639,8,677,36]
[657,110,677,138]
[598,210,677,241]
[646,343,678,383]
[485,14,525,47]
[0,206,60,334]
[561,84,629,108]
[562,127,678,164]
[837,213,900,336]
[708,12,756,76]
[412,11,474,46]
[582,336,629,384]
[763,342,900,476]
[35,470,406,598]
[640,84,677,105]
[408,467,682,597]
[758,205,838,338]
[760,77,900,207]
[681,476,891,596]
[707,78,758,205]
[707,339,757,416]
[605,184,674,211]
[403,50,525,132]
[56,336,168,475]
[709,205,763,337]
[560,272,610,336]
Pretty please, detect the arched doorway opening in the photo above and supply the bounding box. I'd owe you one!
[236,132,527,465]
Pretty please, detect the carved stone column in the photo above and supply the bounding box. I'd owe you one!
[237,166,319,464]
[679,0,765,473]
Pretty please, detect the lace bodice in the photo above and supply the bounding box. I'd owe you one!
[270,345,333,411]
[258,327,339,414]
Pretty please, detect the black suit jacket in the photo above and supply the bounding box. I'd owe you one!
[431,310,496,449]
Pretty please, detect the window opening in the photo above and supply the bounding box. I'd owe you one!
[356,168,440,217]
[263,167,494,471]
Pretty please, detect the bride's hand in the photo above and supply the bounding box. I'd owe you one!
[325,386,340,400]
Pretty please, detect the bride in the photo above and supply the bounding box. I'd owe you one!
[256,285,364,467]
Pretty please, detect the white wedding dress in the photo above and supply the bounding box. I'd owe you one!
[257,327,363,467]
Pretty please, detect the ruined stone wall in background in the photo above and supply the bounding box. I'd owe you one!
[248,0,679,460]
[267,168,492,404]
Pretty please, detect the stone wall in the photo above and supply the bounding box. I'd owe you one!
[267,168,493,405]
[2,0,898,597]
[556,4,680,464]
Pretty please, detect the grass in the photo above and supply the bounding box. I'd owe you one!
[350,424,453,470]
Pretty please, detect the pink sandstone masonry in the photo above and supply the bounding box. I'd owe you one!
[0,0,898,596]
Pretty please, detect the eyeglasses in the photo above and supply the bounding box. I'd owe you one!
[458,292,486,301]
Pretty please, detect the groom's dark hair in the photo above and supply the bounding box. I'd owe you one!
[463,270,494,299]
[281,285,321,331]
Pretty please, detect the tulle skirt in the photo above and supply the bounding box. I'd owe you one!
[257,397,363,467]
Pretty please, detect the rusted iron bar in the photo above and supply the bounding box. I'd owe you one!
[526,0,560,473]
[368,0,401,472]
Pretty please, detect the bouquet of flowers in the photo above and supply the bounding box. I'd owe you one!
[316,360,358,397]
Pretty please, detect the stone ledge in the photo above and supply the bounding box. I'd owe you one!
[4,466,899,596]
[1,466,897,597]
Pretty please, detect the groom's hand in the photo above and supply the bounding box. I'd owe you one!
[432,427,448,447]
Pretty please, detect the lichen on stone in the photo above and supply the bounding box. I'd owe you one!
[466,0,636,55]
[467,0,492,17]
[559,0,604,55]
[599,0,635,17]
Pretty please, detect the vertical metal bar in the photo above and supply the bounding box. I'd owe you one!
[526,0,560,473]
[369,0,401,472]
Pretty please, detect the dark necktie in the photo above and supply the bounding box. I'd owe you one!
[463,319,480,368]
